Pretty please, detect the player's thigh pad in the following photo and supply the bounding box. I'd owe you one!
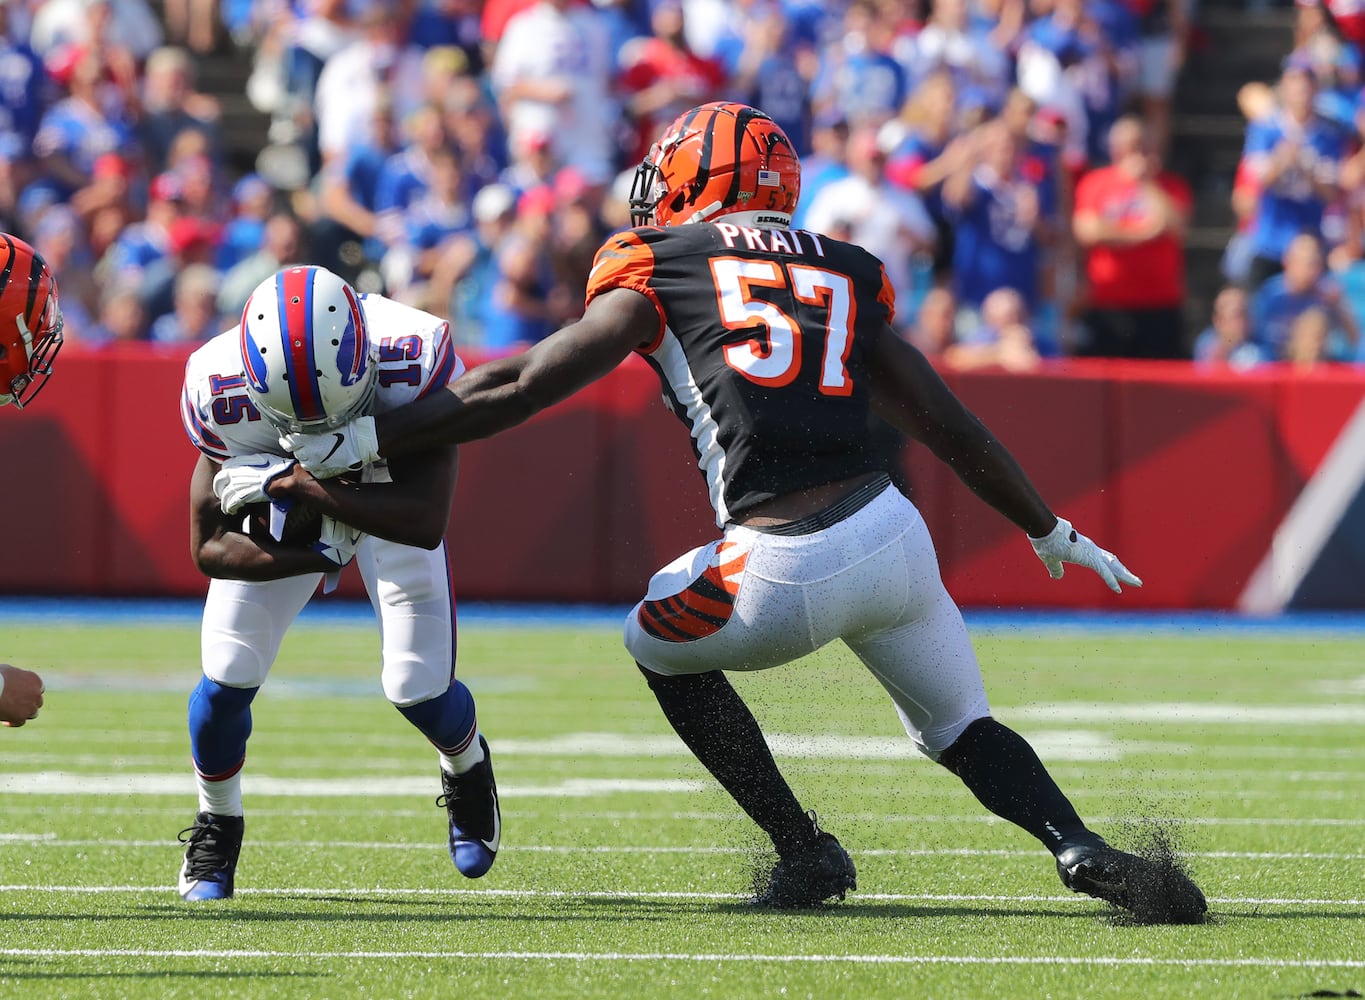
[840,499,989,758]
[359,538,456,706]
[201,574,321,687]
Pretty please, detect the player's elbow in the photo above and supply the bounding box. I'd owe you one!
[391,507,452,550]
[408,521,449,551]
[191,538,232,579]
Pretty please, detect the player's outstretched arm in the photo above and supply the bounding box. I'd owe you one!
[869,324,1056,535]
[868,326,1141,592]
[282,289,657,477]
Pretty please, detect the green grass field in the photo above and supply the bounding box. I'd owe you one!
[1,618,1362,999]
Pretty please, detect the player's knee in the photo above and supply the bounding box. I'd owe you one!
[202,640,272,688]
[381,656,449,706]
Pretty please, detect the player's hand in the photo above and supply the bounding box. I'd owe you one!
[213,454,298,515]
[312,516,364,569]
[0,663,45,727]
[281,416,380,479]
[1028,517,1143,594]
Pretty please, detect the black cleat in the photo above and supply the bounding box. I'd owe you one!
[753,812,857,908]
[1055,836,1208,924]
[177,811,244,901]
[436,735,500,878]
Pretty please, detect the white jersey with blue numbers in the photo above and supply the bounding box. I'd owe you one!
[181,293,464,465]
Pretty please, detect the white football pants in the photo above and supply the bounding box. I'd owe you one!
[624,486,991,758]
[201,537,457,707]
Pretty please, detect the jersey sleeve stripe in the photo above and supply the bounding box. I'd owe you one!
[876,263,896,328]
[418,322,459,398]
[180,385,230,460]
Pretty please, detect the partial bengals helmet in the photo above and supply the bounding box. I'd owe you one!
[0,233,64,408]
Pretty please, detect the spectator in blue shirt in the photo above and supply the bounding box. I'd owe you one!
[1193,286,1266,369]
[314,91,399,277]
[32,47,137,200]
[943,120,1056,314]
[1241,63,1344,287]
[0,3,50,220]
[148,262,223,344]
[812,1,907,128]
[374,105,452,240]
[790,111,850,232]
[217,174,274,272]
[382,146,473,308]
[734,13,814,157]
[1252,232,1358,360]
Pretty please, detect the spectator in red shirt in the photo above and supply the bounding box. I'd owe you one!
[1072,114,1192,358]
[618,0,728,165]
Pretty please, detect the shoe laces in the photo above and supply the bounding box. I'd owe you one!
[435,762,490,813]
[178,816,238,879]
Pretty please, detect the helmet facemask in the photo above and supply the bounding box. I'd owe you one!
[2,283,64,409]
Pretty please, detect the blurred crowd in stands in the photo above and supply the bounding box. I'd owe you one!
[2,0,1363,370]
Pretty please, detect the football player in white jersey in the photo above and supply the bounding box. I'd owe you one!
[176,265,500,900]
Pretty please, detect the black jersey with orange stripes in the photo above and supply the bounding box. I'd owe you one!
[585,222,899,526]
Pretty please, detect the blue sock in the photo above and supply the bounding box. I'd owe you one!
[397,679,477,756]
[188,676,258,778]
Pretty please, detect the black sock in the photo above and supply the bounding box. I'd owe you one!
[637,664,817,857]
[938,717,1092,855]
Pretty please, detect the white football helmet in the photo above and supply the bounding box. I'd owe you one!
[239,266,376,432]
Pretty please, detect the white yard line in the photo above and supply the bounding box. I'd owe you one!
[4,837,1363,862]
[1,886,1361,907]
[6,807,1365,825]
[0,946,1360,969]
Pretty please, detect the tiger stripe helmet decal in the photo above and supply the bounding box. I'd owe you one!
[629,102,801,229]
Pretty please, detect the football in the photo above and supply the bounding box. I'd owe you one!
[242,501,323,547]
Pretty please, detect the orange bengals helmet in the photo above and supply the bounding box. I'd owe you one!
[0,233,63,409]
[629,102,801,229]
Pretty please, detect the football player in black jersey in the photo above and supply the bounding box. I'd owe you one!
[280,102,1207,924]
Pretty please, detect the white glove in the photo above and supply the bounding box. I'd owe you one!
[312,516,364,569]
[1028,517,1143,594]
[213,454,297,515]
[281,416,380,479]
[313,516,364,594]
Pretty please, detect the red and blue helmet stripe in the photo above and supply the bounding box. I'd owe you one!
[239,266,375,430]
[278,267,326,423]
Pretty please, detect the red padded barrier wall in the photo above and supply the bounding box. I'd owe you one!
[3,348,1362,608]
[1108,363,1287,609]
[0,355,110,592]
[936,370,1117,608]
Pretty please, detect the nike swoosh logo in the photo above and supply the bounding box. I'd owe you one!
[482,785,501,853]
[322,433,346,463]
[243,461,272,469]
